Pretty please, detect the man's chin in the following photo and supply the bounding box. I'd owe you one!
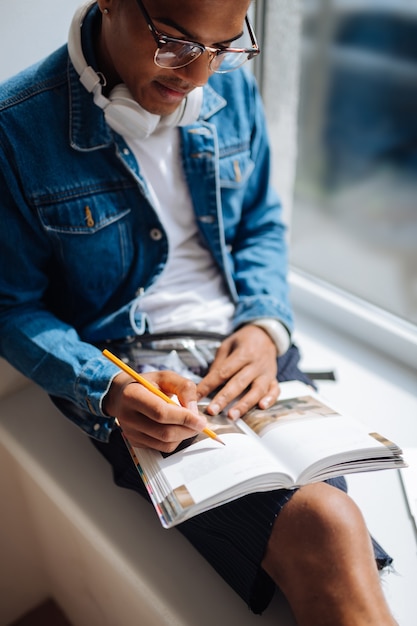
[137,99,183,119]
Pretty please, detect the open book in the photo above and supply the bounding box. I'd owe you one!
[123,381,406,528]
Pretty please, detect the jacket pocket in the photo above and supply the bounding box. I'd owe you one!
[218,149,255,189]
[38,192,131,234]
[37,191,133,284]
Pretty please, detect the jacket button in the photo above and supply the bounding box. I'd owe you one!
[199,215,215,224]
[150,228,163,241]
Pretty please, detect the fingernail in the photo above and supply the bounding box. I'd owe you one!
[229,408,241,420]
[208,403,220,416]
[260,396,272,409]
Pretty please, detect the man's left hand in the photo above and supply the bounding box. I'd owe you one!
[196,325,280,420]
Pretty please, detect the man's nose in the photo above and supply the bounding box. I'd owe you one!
[173,52,213,87]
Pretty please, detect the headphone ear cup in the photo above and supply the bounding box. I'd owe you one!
[105,85,160,138]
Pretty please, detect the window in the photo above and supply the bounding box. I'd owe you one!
[257,0,417,368]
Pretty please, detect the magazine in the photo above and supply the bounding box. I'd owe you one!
[123,381,406,528]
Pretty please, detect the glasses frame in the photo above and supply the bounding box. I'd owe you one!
[135,0,260,73]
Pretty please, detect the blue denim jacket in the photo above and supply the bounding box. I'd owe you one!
[0,15,292,441]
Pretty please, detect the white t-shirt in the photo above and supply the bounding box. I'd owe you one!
[125,124,235,334]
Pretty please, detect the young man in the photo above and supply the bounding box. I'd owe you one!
[0,1,396,623]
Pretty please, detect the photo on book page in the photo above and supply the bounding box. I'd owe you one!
[242,394,339,438]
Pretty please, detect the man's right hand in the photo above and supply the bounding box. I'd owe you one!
[103,370,208,453]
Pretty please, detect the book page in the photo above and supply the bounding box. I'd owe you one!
[133,412,294,519]
[240,382,402,483]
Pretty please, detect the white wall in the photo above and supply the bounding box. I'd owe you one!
[0,0,82,82]
[0,3,84,621]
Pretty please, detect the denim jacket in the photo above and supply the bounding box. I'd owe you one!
[0,12,293,441]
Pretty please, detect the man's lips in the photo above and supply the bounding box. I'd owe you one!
[154,81,192,101]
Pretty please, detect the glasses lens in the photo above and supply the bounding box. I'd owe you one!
[211,51,249,73]
[155,41,203,68]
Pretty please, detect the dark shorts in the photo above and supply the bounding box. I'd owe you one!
[90,342,393,614]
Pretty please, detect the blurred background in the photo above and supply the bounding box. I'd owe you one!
[290,0,417,327]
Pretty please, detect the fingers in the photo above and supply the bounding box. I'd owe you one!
[203,371,280,421]
[120,398,205,453]
[228,377,280,420]
[197,325,280,420]
[258,378,280,410]
[196,336,244,400]
[104,370,207,453]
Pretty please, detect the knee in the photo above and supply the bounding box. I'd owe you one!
[262,482,373,587]
[292,483,363,532]
[287,482,367,543]
[263,484,395,626]
[265,481,373,569]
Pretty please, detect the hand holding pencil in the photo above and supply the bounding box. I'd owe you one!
[102,349,225,448]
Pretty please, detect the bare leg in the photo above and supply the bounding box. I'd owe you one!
[261,482,396,626]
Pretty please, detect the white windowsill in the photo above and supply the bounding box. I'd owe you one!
[290,268,417,372]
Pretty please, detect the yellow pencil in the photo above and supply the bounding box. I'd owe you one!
[103,349,225,446]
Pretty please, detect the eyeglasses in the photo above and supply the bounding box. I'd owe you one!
[135,0,260,74]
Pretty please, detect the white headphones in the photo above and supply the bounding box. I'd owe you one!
[67,1,202,139]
